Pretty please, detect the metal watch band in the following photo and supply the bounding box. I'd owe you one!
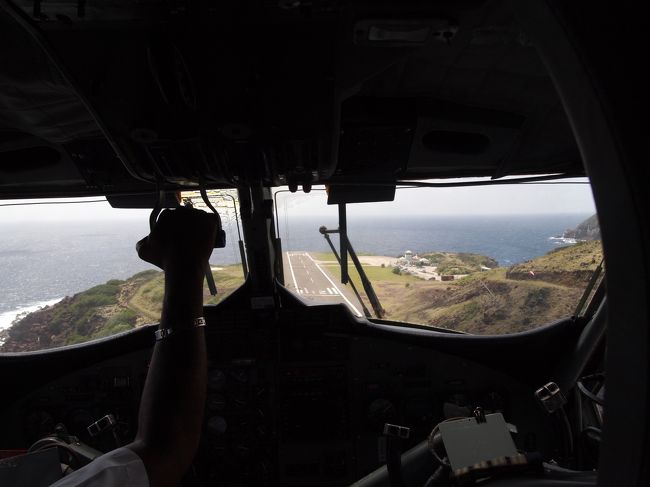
[155,317,206,341]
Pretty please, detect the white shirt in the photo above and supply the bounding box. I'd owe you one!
[50,447,148,487]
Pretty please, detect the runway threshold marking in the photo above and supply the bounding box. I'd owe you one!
[304,253,362,317]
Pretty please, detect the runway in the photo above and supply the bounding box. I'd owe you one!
[282,252,363,317]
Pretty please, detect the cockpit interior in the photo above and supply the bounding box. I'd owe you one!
[0,1,648,486]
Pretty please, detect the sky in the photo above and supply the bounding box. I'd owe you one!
[0,198,151,223]
[277,178,596,218]
[0,178,596,223]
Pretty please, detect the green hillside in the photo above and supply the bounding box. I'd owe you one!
[326,242,603,334]
[506,240,603,286]
[1,240,604,352]
[375,268,582,334]
[1,265,245,353]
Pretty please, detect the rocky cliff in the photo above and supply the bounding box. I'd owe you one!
[563,214,600,241]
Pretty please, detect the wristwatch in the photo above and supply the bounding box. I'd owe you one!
[155,317,206,341]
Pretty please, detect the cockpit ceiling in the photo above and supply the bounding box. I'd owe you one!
[0,0,583,198]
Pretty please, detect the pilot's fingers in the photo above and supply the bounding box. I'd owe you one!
[136,235,163,269]
[148,208,173,235]
[152,207,207,231]
[155,207,218,238]
[135,236,148,256]
[155,208,174,225]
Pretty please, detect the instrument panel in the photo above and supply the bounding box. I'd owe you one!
[0,306,557,486]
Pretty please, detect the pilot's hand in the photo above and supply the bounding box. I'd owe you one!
[136,207,218,274]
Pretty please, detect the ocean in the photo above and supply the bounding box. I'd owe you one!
[0,213,590,332]
[279,214,588,265]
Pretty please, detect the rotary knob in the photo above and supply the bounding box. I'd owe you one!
[206,415,228,436]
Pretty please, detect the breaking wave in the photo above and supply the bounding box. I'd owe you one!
[0,297,63,333]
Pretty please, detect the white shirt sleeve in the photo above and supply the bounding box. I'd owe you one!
[49,447,149,487]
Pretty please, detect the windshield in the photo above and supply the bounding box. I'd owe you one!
[0,191,245,353]
[276,179,603,334]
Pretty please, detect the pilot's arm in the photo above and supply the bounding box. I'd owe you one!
[51,207,215,487]
[128,207,215,486]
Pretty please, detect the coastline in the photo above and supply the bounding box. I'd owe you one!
[0,298,63,346]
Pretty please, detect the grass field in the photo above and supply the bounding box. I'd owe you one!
[310,250,387,262]
[514,240,602,273]
[314,247,593,334]
[309,251,337,262]
[128,265,246,321]
[204,265,246,305]
[327,261,419,286]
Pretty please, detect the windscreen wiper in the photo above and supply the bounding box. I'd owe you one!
[319,228,372,318]
[573,259,605,316]
[198,187,227,295]
[320,216,385,318]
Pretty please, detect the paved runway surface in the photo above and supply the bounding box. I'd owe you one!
[282,252,363,317]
